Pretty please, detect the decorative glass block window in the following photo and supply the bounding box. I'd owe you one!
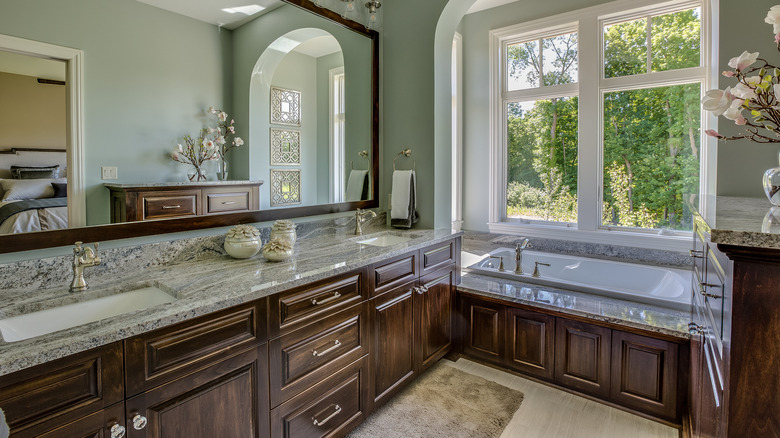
[270,128,301,165]
[270,87,301,126]
[270,169,301,206]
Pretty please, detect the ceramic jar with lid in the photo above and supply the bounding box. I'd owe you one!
[262,238,293,262]
[270,219,297,246]
[224,224,262,259]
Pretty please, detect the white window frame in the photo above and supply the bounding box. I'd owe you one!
[487,0,712,252]
[452,32,464,231]
[329,66,346,203]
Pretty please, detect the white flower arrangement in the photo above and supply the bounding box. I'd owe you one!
[701,5,780,143]
[170,107,244,180]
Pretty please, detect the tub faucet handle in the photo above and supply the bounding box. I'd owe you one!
[532,261,550,278]
[488,256,505,272]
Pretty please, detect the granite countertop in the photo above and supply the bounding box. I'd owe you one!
[0,228,460,376]
[458,274,690,339]
[694,195,780,249]
[103,180,263,188]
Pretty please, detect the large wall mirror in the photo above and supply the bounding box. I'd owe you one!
[0,0,378,254]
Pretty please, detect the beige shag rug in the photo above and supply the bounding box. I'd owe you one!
[348,362,524,438]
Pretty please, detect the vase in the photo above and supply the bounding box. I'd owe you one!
[187,167,207,182]
[270,228,296,246]
[224,235,262,259]
[217,159,229,181]
[763,150,780,206]
[262,245,293,262]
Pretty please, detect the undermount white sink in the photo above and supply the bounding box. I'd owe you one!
[0,286,177,343]
[355,234,413,247]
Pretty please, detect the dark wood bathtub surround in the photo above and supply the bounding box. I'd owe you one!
[457,291,689,426]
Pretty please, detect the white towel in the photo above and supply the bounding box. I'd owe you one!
[345,170,368,202]
[390,170,418,229]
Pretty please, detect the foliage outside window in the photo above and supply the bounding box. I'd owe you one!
[497,2,704,236]
[601,7,701,231]
[505,31,579,224]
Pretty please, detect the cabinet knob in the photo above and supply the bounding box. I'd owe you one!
[110,424,126,438]
[416,286,428,295]
[688,322,705,335]
[132,414,148,430]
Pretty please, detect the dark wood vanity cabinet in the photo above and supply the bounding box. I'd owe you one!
[0,237,462,438]
[368,240,459,412]
[106,182,261,223]
[459,293,687,424]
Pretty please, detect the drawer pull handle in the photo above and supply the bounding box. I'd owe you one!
[162,205,181,209]
[311,292,341,306]
[221,201,237,205]
[312,339,341,357]
[699,283,722,299]
[416,285,428,295]
[132,414,147,430]
[313,404,342,427]
[110,423,126,438]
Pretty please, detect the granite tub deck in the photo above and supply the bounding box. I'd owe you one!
[0,228,461,376]
[458,233,691,339]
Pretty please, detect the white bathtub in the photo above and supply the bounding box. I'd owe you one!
[465,248,691,311]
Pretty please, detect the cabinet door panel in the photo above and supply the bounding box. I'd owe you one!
[269,268,368,337]
[555,318,611,398]
[125,300,265,396]
[507,308,555,380]
[126,345,269,438]
[371,253,417,297]
[461,298,505,365]
[415,267,454,373]
[420,240,458,276]
[269,303,368,407]
[610,331,679,421]
[370,282,415,409]
[271,357,368,438]
[0,342,123,437]
[35,402,125,438]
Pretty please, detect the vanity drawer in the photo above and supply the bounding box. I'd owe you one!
[125,299,267,396]
[203,186,258,213]
[141,191,199,220]
[269,268,368,337]
[269,302,368,407]
[0,342,124,437]
[420,239,459,276]
[371,252,417,297]
[270,356,368,438]
[205,192,250,213]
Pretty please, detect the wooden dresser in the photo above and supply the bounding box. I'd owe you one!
[105,181,262,223]
[688,197,780,438]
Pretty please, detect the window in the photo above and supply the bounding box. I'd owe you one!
[489,0,708,248]
[329,67,345,203]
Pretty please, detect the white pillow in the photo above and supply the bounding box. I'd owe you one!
[0,178,66,201]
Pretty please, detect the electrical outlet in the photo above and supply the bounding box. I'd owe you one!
[101,166,118,180]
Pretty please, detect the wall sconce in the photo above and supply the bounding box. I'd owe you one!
[365,0,381,25]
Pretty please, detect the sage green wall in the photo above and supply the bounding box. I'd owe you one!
[717,0,780,198]
[0,0,231,225]
[382,0,449,229]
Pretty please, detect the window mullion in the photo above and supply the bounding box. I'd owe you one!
[646,15,652,74]
[578,15,600,232]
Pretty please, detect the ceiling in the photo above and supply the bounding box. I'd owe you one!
[0,50,66,81]
[133,0,515,29]
[134,0,284,29]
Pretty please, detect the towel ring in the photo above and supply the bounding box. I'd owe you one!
[393,148,415,171]
[351,150,370,171]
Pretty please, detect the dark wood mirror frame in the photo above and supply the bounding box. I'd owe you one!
[0,0,379,254]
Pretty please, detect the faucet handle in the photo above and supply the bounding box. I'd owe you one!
[532,262,550,278]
